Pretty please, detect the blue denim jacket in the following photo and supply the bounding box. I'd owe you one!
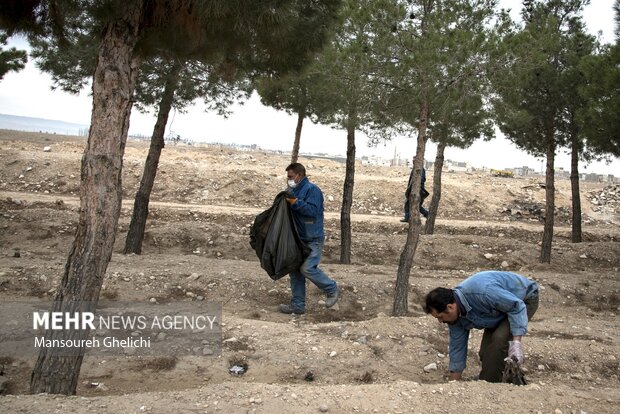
[289,177,325,242]
[448,271,539,373]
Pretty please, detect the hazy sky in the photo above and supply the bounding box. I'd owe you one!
[0,0,618,175]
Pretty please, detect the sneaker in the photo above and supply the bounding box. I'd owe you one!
[399,217,409,223]
[278,304,305,315]
[325,289,339,308]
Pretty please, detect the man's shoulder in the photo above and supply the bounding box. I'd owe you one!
[302,179,321,191]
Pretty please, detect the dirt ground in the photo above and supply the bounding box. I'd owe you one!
[0,129,619,413]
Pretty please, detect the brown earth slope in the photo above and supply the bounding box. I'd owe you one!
[0,130,618,413]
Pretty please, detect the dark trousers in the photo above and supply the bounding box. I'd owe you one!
[478,294,539,382]
[403,188,429,219]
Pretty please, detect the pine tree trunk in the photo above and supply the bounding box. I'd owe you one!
[291,108,305,163]
[570,135,582,243]
[539,137,556,263]
[30,2,144,395]
[393,103,428,316]
[339,123,356,264]
[124,63,181,254]
[424,141,445,235]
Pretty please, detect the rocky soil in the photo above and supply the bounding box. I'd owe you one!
[0,130,619,413]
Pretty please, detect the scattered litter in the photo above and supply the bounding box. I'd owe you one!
[502,356,527,385]
[229,365,245,375]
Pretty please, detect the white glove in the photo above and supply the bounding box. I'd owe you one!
[508,340,524,365]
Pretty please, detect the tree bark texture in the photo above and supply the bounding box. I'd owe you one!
[291,108,305,164]
[393,103,428,316]
[339,123,356,264]
[124,63,181,254]
[570,134,582,243]
[30,1,144,395]
[539,136,556,263]
[424,141,445,235]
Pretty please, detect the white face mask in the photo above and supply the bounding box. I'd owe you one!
[287,179,297,188]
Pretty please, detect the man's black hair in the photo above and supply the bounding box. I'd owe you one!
[424,287,455,314]
[286,162,306,176]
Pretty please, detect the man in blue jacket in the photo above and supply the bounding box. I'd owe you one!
[279,162,339,315]
[424,271,539,382]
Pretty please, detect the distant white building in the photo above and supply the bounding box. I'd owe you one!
[361,155,392,166]
[444,159,472,173]
[582,173,605,182]
[554,167,570,179]
[513,166,537,176]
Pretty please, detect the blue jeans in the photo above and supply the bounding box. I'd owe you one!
[289,240,337,311]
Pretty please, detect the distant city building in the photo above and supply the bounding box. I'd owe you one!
[582,173,605,182]
[391,158,408,167]
[390,149,409,167]
[361,155,392,166]
[512,166,537,176]
[555,167,570,179]
[443,159,472,173]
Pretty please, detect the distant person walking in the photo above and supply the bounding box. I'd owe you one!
[401,161,429,222]
[279,162,339,314]
[424,270,539,382]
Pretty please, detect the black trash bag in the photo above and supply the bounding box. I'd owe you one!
[502,356,527,385]
[249,191,310,280]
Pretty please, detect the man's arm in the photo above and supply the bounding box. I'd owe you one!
[488,290,529,337]
[447,325,470,379]
[289,186,323,217]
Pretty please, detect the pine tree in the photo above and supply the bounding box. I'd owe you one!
[0,0,342,395]
[492,0,589,262]
[559,19,596,243]
[578,1,620,165]
[309,0,400,264]
[377,0,502,315]
[124,58,252,254]
[255,68,320,163]
[424,91,494,235]
[0,31,27,80]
